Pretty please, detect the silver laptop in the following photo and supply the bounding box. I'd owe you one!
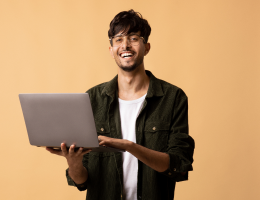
[19,93,124,152]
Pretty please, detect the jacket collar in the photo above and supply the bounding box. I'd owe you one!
[101,70,164,98]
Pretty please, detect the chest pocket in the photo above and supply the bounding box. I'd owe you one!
[144,121,170,151]
[95,122,110,136]
[92,122,113,157]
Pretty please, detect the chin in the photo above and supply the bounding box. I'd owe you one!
[118,58,143,72]
[119,64,138,72]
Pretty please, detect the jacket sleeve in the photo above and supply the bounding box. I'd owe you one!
[160,89,195,182]
[65,153,89,191]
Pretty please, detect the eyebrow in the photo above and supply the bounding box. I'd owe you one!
[114,33,139,37]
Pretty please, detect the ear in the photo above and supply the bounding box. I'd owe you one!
[144,43,151,56]
[109,46,114,59]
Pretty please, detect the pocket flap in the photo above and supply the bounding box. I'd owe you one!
[96,122,110,133]
[144,121,170,132]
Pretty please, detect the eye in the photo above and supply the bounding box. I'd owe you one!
[114,37,122,42]
[130,36,138,41]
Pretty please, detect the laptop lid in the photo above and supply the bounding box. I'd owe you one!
[19,93,123,152]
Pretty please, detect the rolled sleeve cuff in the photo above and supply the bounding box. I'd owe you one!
[66,169,88,191]
[160,153,192,182]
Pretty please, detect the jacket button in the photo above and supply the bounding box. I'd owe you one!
[153,127,156,130]
[168,172,172,175]
[101,128,104,132]
[173,168,176,171]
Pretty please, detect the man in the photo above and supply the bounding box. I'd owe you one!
[47,9,194,200]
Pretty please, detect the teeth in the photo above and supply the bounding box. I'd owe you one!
[121,53,133,58]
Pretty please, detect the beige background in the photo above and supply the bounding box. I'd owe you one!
[1,0,259,199]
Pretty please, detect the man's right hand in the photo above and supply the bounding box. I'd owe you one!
[46,143,91,167]
[46,143,91,184]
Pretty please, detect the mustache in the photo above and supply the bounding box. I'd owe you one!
[119,50,135,54]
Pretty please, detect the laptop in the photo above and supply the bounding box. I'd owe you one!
[19,93,124,152]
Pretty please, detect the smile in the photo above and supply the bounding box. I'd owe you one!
[120,52,134,58]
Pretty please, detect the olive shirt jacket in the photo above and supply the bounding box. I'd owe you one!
[66,70,195,200]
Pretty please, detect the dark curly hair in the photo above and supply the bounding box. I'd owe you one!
[108,9,151,46]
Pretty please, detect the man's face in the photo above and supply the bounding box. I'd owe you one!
[109,31,150,72]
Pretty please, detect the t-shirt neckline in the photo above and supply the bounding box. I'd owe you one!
[118,93,147,105]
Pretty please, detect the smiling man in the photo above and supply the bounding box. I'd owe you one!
[47,9,194,200]
[109,31,148,72]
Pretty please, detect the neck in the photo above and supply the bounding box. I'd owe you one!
[117,65,150,100]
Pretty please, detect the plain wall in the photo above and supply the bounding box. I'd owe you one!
[1,0,259,199]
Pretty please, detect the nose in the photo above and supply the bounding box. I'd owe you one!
[121,36,131,49]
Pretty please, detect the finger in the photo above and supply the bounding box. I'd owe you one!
[46,147,63,156]
[98,135,107,140]
[98,136,106,145]
[69,144,75,154]
[61,143,68,155]
[76,147,83,155]
[81,149,92,155]
[99,141,106,146]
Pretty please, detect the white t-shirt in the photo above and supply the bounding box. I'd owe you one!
[119,94,146,200]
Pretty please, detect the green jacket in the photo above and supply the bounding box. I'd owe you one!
[66,70,195,200]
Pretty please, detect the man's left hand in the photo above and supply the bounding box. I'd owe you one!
[98,135,132,151]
